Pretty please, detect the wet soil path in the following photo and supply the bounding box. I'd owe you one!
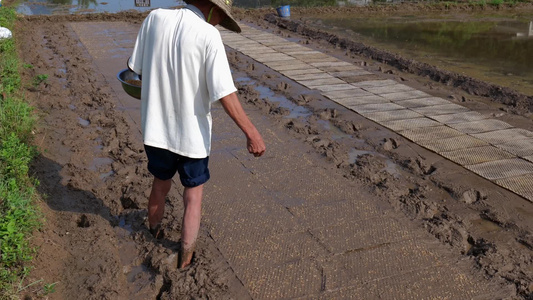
[16,10,533,299]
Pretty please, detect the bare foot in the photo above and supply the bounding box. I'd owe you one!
[178,244,195,269]
[149,223,164,239]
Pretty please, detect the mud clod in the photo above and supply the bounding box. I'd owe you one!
[460,189,481,204]
[415,158,436,175]
[425,214,470,252]
[467,237,494,257]
[332,119,361,135]
[382,138,399,151]
[517,233,533,250]
[317,108,338,120]
[17,7,533,299]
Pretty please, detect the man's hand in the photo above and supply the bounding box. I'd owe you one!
[220,92,266,157]
[247,130,266,157]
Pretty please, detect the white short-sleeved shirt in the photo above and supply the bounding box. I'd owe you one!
[129,6,237,158]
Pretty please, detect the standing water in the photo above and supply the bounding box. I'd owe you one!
[15,0,340,14]
[14,1,532,95]
[303,12,533,96]
[16,0,186,15]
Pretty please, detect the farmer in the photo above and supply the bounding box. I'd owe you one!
[128,0,265,269]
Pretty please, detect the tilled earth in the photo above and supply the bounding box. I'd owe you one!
[12,4,533,300]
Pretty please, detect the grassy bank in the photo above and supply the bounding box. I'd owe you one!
[0,4,41,298]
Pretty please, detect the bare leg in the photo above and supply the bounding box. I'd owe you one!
[178,184,204,269]
[148,177,172,230]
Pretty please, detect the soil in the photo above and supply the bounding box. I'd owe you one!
[9,3,533,299]
[236,4,533,114]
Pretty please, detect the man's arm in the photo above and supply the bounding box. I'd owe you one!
[219,92,266,157]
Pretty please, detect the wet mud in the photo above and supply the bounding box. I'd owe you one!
[231,8,533,299]
[13,5,533,299]
[260,13,533,114]
[17,17,246,300]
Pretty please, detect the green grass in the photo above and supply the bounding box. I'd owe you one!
[32,74,48,87]
[42,282,58,295]
[0,4,42,299]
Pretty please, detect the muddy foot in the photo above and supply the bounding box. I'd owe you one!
[178,249,196,270]
[149,224,164,240]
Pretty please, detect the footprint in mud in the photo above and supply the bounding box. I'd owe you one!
[261,73,273,80]
[383,138,399,151]
[332,119,362,135]
[415,157,436,175]
[296,94,312,105]
[317,108,337,120]
[269,105,290,116]
[77,214,91,228]
[276,82,290,91]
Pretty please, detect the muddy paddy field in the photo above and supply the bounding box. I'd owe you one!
[9,3,533,299]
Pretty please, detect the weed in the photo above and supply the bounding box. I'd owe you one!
[32,74,48,87]
[0,6,16,27]
[17,277,42,293]
[0,40,21,95]
[0,4,42,298]
[43,282,58,295]
[0,96,35,144]
[441,1,456,8]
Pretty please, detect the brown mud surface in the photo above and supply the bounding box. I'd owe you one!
[17,15,246,300]
[236,4,533,114]
[11,4,533,299]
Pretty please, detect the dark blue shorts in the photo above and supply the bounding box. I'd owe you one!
[144,145,210,187]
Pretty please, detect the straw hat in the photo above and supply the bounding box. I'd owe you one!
[186,0,241,33]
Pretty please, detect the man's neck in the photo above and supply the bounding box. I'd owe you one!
[189,2,214,22]
[185,4,206,21]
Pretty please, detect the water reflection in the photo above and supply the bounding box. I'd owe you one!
[17,0,344,12]
[17,0,186,14]
[17,0,389,13]
[16,0,408,14]
[238,0,395,6]
[307,14,533,95]
[515,21,533,38]
[235,0,337,7]
[340,0,372,6]
[49,0,97,5]
[355,19,532,75]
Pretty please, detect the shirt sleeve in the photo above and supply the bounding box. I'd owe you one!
[205,32,237,103]
[128,13,152,75]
